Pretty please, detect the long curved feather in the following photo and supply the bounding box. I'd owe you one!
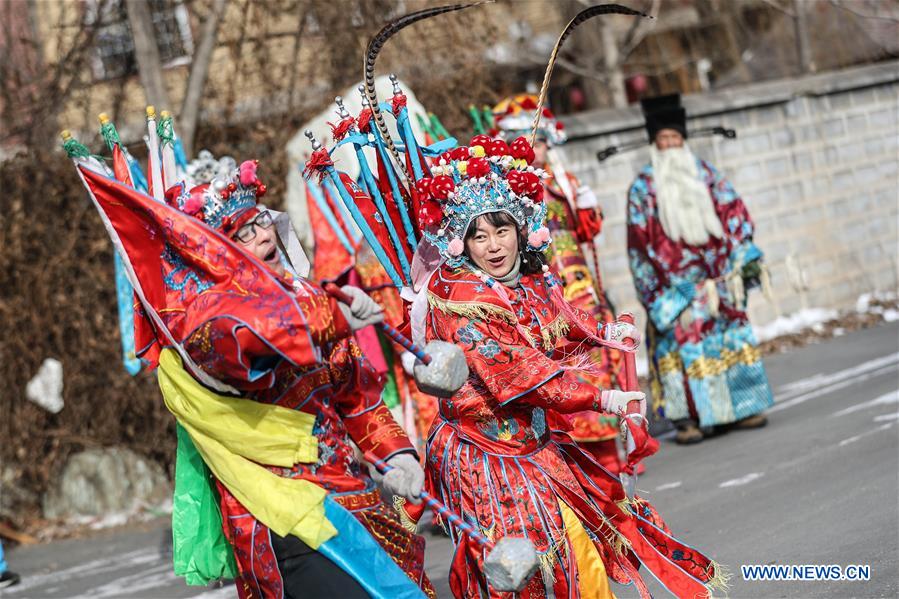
[363,2,491,179]
[531,4,650,144]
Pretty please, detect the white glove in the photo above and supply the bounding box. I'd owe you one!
[374,453,424,504]
[601,390,646,418]
[603,320,641,348]
[337,285,384,331]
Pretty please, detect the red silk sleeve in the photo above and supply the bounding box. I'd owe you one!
[182,282,352,389]
[329,339,415,461]
[428,308,605,414]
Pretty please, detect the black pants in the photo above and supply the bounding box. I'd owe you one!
[270,532,370,599]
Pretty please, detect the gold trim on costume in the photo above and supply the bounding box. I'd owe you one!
[658,344,761,380]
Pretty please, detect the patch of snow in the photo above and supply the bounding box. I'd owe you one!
[856,292,873,313]
[856,290,898,314]
[883,309,899,323]
[753,308,839,342]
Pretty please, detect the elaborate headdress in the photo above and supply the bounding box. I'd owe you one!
[184,150,237,187]
[415,135,551,266]
[492,94,567,146]
[165,158,267,234]
[306,2,647,282]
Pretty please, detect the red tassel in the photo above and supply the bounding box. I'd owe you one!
[357,107,373,133]
[391,93,407,116]
[328,117,356,142]
[303,148,334,182]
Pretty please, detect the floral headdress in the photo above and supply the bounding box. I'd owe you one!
[492,94,567,146]
[414,134,552,267]
[165,158,267,233]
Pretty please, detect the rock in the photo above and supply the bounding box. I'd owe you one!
[26,358,64,413]
[42,448,171,520]
[412,340,469,398]
[0,466,38,520]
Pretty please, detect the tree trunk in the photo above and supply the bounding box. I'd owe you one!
[179,0,229,157]
[125,0,170,109]
[601,21,627,108]
[792,0,815,75]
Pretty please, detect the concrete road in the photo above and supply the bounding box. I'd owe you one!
[4,322,897,598]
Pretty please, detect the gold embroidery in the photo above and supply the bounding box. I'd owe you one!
[658,345,761,379]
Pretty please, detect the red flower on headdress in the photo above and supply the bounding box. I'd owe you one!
[484,139,510,157]
[418,199,444,228]
[470,134,492,147]
[507,170,543,202]
[467,157,490,178]
[439,148,468,164]
[429,175,455,200]
[509,136,536,163]
[414,177,434,201]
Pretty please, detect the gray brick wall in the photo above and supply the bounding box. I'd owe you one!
[557,60,899,328]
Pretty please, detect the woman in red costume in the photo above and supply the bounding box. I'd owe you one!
[413,136,727,598]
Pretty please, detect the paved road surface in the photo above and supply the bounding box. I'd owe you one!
[4,322,897,598]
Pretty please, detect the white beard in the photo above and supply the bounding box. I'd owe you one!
[650,144,725,246]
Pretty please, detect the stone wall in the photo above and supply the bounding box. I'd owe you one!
[557,60,899,328]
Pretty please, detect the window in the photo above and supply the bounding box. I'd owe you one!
[89,0,193,81]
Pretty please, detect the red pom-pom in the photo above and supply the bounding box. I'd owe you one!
[429,175,455,200]
[555,121,565,131]
[438,148,469,164]
[470,134,492,147]
[181,194,204,216]
[239,160,257,186]
[220,190,231,200]
[227,182,237,192]
[418,199,444,228]
[256,183,267,197]
[485,139,510,157]
[467,156,490,178]
[507,170,543,201]
[414,178,434,200]
[509,136,535,163]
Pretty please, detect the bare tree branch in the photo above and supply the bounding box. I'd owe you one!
[179,0,229,156]
[125,0,171,108]
[829,0,899,23]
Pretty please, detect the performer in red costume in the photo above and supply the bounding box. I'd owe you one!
[415,135,726,598]
[492,93,624,467]
[66,127,435,599]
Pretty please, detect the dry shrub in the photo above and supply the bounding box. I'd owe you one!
[0,153,171,519]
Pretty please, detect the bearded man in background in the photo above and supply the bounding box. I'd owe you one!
[627,94,773,444]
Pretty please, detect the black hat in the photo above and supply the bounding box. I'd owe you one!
[641,94,687,142]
